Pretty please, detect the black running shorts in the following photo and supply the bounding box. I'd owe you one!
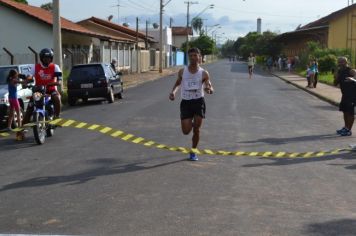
[339,96,355,115]
[180,97,206,120]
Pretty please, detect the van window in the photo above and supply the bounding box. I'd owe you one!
[0,66,17,84]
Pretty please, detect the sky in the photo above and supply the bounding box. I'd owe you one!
[27,0,350,43]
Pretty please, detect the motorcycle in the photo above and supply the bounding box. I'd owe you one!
[29,85,55,144]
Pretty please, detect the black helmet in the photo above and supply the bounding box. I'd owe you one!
[39,48,53,65]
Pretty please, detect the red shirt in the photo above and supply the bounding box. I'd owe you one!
[35,63,56,92]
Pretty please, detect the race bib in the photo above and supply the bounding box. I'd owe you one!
[183,79,200,91]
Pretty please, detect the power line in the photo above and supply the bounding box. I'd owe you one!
[126,0,157,12]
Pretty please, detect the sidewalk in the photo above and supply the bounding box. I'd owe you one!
[122,67,180,89]
[271,71,341,107]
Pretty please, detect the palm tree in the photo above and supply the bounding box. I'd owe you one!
[191,17,204,35]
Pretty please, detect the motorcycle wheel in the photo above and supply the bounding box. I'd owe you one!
[33,112,46,145]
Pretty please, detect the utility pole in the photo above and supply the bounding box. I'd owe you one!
[136,17,139,72]
[52,0,62,69]
[145,20,148,50]
[184,1,198,65]
[159,0,163,73]
[116,0,121,23]
[159,0,172,73]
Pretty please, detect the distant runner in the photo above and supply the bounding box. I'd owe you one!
[247,52,256,79]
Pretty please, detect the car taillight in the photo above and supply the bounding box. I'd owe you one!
[97,79,108,87]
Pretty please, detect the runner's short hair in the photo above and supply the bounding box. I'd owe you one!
[188,47,201,55]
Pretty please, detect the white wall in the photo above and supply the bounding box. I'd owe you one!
[172,35,190,49]
[0,7,53,55]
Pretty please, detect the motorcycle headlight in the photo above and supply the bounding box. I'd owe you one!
[33,92,42,101]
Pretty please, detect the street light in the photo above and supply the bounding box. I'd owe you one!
[192,4,214,20]
[185,3,214,65]
[206,24,220,35]
[211,26,221,39]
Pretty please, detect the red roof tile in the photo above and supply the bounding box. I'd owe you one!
[78,17,155,42]
[172,27,193,36]
[0,0,132,42]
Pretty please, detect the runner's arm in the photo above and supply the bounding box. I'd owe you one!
[203,70,214,94]
[169,69,183,100]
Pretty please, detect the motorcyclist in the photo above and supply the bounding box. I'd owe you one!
[23,48,62,124]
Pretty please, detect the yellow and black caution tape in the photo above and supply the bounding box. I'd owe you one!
[1,118,353,158]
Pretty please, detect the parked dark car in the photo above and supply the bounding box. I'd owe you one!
[67,63,123,106]
[0,64,33,126]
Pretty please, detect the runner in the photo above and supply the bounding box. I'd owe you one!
[247,52,256,79]
[169,47,214,161]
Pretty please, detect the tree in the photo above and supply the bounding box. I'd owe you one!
[40,2,53,11]
[191,17,204,35]
[233,31,282,59]
[221,40,236,57]
[190,35,215,57]
[13,0,28,4]
[181,35,215,59]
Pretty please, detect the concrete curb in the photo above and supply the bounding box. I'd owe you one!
[272,73,340,107]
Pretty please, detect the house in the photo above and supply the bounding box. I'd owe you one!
[0,0,137,71]
[77,17,158,72]
[147,27,173,67]
[276,4,356,62]
[172,27,193,49]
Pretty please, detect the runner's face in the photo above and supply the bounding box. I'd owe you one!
[189,52,199,65]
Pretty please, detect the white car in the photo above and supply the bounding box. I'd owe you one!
[0,64,34,127]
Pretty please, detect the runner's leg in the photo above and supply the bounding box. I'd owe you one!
[181,118,193,135]
[192,115,203,148]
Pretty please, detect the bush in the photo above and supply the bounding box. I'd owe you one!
[255,55,265,64]
[318,54,337,73]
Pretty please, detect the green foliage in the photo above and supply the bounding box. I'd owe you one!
[318,54,337,73]
[191,17,204,36]
[232,31,282,59]
[40,2,53,11]
[255,55,265,64]
[183,35,215,56]
[220,40,236,57]
[297,40,351,71]
[318,72,334,85]
[13,0,28,3]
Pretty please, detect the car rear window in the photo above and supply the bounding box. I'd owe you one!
[69,65,105,81]
[0,66,17,84]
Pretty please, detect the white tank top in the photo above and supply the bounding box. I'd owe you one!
[181,66,204,100]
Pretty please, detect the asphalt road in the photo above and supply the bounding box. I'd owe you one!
[1,60,356,235]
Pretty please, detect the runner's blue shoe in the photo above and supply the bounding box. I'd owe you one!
[189,153,198,161]
[340,128,352,136]
[337,127,348,134]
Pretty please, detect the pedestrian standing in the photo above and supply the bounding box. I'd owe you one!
[169,47,214,161]
[287,57,292,73]
[334,57,356,136]
[312,59,319,88]
[247,52,256,79]
[278,56,283,71]
[5,69,26,140]
[111,58,118,73]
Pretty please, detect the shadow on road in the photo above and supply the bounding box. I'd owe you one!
[0,157,186,192]
[238,133,340,146]
[304,218,356,236]
[242,152,356,169]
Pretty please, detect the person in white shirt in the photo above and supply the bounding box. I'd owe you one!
[247,52,256,79]
[169,48,214,161]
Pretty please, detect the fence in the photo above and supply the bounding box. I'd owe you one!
[1,47,188,73]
